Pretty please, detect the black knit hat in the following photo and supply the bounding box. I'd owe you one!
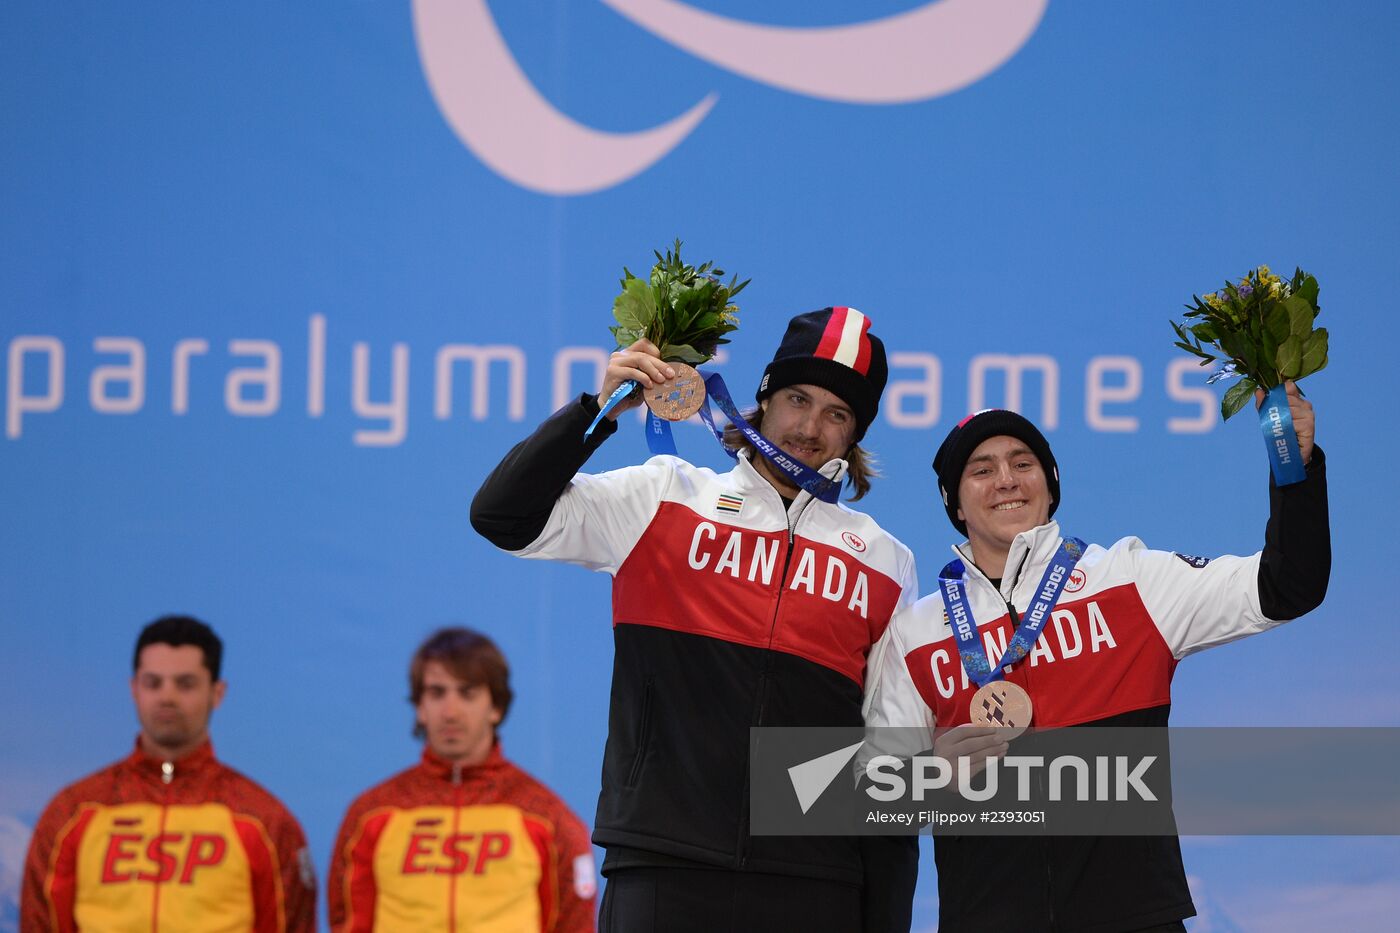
[756,307,888,441]
[932,409,1060,536]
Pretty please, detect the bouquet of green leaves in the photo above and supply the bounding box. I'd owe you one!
[1171,265,1326,420]
[610,239,747,364]
[584,241,749,437]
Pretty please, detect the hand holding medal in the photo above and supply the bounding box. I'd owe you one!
[584,240,747,438]
[1171,266,1326,485]
[932,723,1010,779]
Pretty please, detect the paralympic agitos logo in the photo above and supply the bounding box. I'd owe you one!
[412,0,1048,195]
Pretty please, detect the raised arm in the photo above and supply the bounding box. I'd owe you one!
[470,339,672,551]
[1134,382,1330,657]
[1255,381,1330,619]
[469,394,618,550]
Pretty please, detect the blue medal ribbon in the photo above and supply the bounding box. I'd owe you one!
[701,373,843,503]
[582,373,843,503]
[584,379,640,440]
[1257,383,1307,486]
[937,537,1087,688]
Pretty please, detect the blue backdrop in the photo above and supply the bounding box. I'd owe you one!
[3,2,1397,929]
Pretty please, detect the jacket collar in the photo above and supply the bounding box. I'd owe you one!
[418,741,507,782]
[952,520,1064,600]
[125,735,218,782]
[735,447,849,507]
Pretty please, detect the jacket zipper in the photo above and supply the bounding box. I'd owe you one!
[1007,546,1031,671]
[152,760,174,933]
[990,544,1057,923]
[763,494,810,648]
[449,763,463,933]
[737,488,809,868]
[961,547,1032,678]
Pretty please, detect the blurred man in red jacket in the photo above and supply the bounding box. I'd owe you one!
[329,627,596,932]
[21,615,316,932]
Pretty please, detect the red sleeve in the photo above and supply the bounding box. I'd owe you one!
[328,806,392,933]
[551,810,597,933]
[232,806,315,933]
[20,796,93,933]
[272,808,316,933]
[524,806,596,933]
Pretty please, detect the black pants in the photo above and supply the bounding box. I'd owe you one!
[599,867,862,933]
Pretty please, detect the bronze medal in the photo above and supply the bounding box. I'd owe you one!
[969,681,1032,738]
[644,361,706,421]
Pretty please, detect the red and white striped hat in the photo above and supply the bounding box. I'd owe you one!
[756,306,888,441]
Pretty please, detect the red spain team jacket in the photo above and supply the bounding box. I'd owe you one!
[328,744,596,932]
[21,739,315,933]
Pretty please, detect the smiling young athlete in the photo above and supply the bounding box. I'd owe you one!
[864,389,1330,932]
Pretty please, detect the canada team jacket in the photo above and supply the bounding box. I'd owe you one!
[21,739,315,933]
[864,450,1330,933]
[328,744,595,933]
[471,397,919,887]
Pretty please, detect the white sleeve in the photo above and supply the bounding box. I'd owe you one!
[513,456,676,575]
[863,611,935,731]
[1122,537,1280,659]
[896,543,920,615]
[860,611,936,777]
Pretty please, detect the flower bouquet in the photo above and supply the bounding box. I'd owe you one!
[1171,265,1325,484]
[1171,265,1326,420]
[597,240,747,424]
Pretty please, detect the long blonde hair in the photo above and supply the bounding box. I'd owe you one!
[719,406,879,501]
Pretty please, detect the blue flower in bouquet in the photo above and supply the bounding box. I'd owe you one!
[1205,361,1238,385]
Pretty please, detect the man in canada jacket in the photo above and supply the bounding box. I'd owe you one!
[864,385,1329,932]
[472,307,919,932]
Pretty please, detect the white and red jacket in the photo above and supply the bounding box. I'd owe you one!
[520,448,915,697]
[472,396,918,893]
[864,449,1330,933]
[869,521,1279,732]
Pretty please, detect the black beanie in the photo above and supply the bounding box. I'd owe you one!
[755,307,888,441]
[932,409,1060,536]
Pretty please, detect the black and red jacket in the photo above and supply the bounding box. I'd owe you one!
[471,397,918,904]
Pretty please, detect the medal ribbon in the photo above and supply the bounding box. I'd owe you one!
[581,374,842,503]
[1257,383,1307,486]
[584,379,642,440]
[938,537,1086,688]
